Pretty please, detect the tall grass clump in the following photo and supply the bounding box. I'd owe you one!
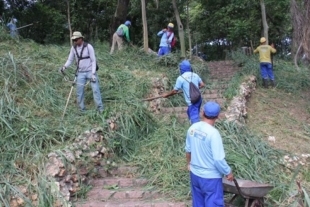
[128,119,190,199]
[216,121,288,202]
[0,39,173,205]
[128,117,292,205]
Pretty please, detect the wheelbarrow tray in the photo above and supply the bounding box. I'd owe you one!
[223,178,273,198]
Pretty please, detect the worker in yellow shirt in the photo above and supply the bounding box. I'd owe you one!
[253,37,277,88]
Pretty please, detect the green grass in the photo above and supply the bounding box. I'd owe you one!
[0,32,309,206]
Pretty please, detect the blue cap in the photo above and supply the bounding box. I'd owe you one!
[179,60,192,74]
[203,101,221,117]
[125,20,131,26]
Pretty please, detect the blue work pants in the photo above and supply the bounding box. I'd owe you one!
[260,62,274,80]
[157,46,171,56]
[187,98,202,125]
[190,172,224,207]
[76,71,104,112]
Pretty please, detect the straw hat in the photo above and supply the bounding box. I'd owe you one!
[260,37,266,43]
[168,23,174,28]
[71,31,84,40]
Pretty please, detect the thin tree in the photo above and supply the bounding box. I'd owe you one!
[290,0,310,68]
[141,0,148,52]
[260,0,269,44]
[66,0,72,46]
[141,0,158,53]
[172,0,186,58]
[186,0,192,59]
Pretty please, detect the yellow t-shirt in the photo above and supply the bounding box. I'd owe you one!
[253,45,276,63]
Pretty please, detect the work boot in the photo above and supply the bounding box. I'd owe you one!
[270,80,275,88]
[262,79,268,88]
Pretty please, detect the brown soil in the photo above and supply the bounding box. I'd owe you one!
[246,88,310,154]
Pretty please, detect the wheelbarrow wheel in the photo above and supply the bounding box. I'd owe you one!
[249,198,264,207]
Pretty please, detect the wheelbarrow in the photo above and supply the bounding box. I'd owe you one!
[223,178,273,207]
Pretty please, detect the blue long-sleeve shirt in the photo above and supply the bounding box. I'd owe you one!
[7,23,17,37]
[185,121,231,178]
[157,30,174,47]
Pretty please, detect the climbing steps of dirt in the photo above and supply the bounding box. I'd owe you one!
[160,60,240,121]
[74,165,189,207]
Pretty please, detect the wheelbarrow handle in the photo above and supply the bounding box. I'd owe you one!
[233,178,246,198]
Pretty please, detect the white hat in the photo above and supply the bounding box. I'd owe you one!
[71,31,84,40]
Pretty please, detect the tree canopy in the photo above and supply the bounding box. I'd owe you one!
[1,0,299,60]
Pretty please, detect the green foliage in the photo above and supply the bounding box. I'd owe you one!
[3,0,117,43]
[187,0,290,60]
[0,25,14,41]
[2,0,292,61]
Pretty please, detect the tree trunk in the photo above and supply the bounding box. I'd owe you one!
[172,0,186,58]
[290,0,310,65]
[110,0,130,45]
[260,0,269,44]
[66,0,72,46]
[141,0,148,52]
[186,0,192,59]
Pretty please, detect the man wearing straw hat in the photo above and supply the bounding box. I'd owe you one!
[253,37,277,88]
[185,101,234,207]
[60,31,104,113]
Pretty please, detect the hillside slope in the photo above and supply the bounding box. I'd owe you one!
[0,37,309,207]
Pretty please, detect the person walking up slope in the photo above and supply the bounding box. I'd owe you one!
[110,21,131,54]
[163,60,205,124]
[157,23,175,56]
[185,101,234,207]
[60,31,104,113]
[253,37,277,88]
[7,18,18,38]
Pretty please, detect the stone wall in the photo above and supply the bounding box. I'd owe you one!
[9,127,116,207]
[224,75,257,125]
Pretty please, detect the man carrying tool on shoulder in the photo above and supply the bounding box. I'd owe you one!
[162,60,205,124]
[60,31,104,114]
